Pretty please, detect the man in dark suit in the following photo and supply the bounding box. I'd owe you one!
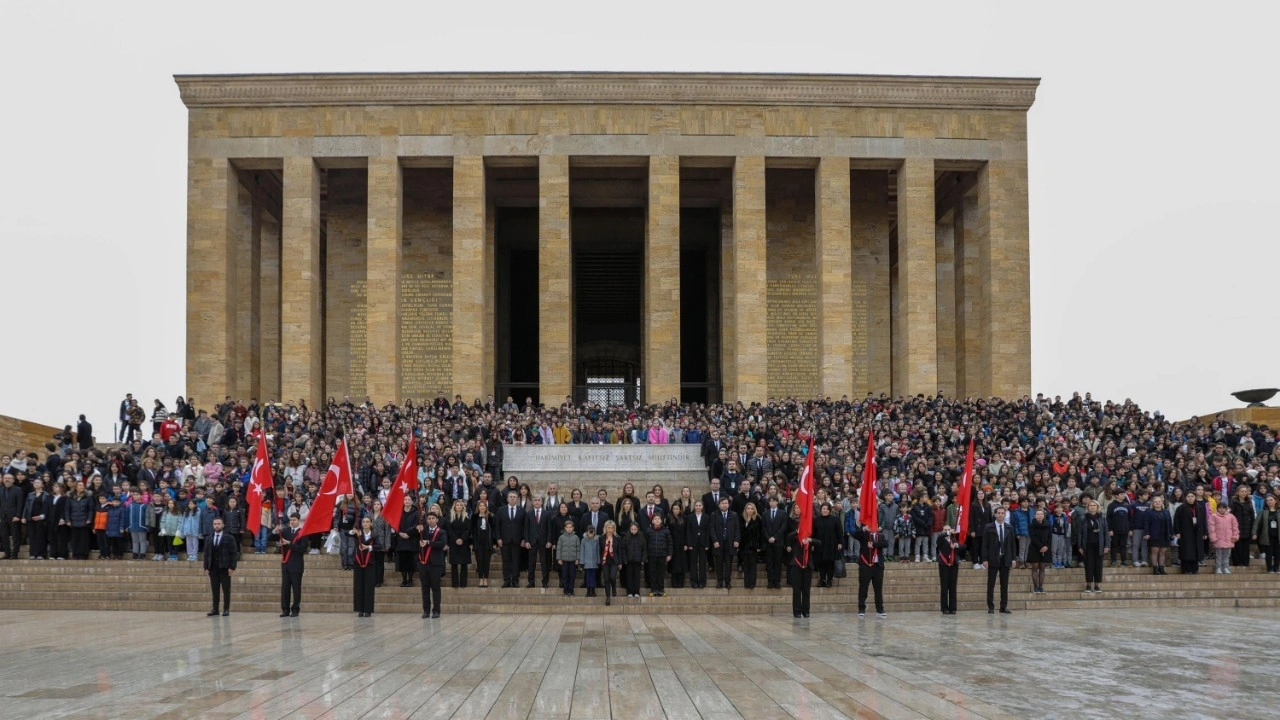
[852,525,889,617]
[278,513,305,617]
[709,497,739,588]
[686,500,710,588]
[983,507,1015,614]
[700,479,726,518]
[524,497,553,588]
[204,517,239,616]
[495,494,526,588]
[763,496,789,589]
[580,499,608,537]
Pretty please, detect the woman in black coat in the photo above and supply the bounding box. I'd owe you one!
[395,500,421,587]
[739,504,763,589]
[967,491,992,566]
[1173,498,1205,574]
[1229,487,1255,567]
[471,503,495,588]
[667,504,688,588]
[352,517,381,617]
[447,500,473,588]
[812,504,843,587]
[1026,508,1052,593]
[620,522,647,598]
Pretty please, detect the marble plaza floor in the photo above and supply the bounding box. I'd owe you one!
[1,608,1277,719]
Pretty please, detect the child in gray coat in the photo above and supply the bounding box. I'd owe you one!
[555,520,581,596]
[579,526,601,598]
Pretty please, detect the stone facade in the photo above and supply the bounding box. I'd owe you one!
[177,72,1037,406]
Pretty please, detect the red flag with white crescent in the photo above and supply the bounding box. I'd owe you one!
[382,435,419,533]
[297,438,352,539]
[859,430,879,532]
[246,432,272,535]
[956,437,976,541]
[797,437,815,543]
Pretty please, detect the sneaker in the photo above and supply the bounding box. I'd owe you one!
[1225,568,1232,574]
[308,549,320,555]
[973,563,983,570]
[876,612,888,619]
[857,612,865,618]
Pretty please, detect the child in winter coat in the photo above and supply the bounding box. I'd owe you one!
[555,520,582,596]
[579,525,601,598]
[1208,503,1240,574]
[893,507,915,562]
[180,503,203,560]
[1050,504,1072,569]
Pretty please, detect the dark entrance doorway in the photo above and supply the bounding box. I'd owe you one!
[494,206,539,406]
[573,206,643,405]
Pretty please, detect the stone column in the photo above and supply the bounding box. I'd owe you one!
[366,155,403,404]
[935,215,957,397]
[893,157,938,397]
[281,156,323,407]
[816,157,853,399]
[258,212,281,401]
[976,158,1032,399]
[851,170,891,397]
[539,155,572,403]
[953,194,982,398]
[731,156,767,403]
[645,155,681,403]
[230,182,256,401]
[185,157,237,401]
[452,155,487,403]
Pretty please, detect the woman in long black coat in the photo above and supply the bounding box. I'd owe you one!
[1229,487,1255,567]
[447,499,473,588]
[352,517,381,617]
[1173,498,1205,574]
[395,500,421,587]
[812,503,843,587]
[667,504,688,588]
[471,503,495,588]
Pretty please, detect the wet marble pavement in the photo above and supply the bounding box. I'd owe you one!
[0,608,1276,719]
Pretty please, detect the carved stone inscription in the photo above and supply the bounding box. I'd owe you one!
[401,272,452,397]
[767,274,818,397]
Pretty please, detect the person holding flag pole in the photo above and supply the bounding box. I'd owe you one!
[852,429,890,619]
[786,436,820,618]
[938,436,976,615]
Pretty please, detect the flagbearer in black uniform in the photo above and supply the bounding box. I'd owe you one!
[352,516,380,617]
[786,529,820,617]
[278,513,305,617]
[204,517,239,616]
[852,524,889,618]
[418,512,448,618]
[935,525,963,615]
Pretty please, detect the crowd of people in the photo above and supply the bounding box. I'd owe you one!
[2,390,1278,617]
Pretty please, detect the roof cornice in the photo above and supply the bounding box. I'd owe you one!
[174,72,1039,111]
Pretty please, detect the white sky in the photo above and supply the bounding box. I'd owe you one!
[1,1,1276,431]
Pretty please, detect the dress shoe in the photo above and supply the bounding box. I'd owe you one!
[988,609,995,614]
[221,610,230,617]
[207,610,220,617]
[279,612,290,617]
[421,612,430,618]
[999,609,1012,614]
[290,611,299,617]
[794,613,802,618]
[526,582,535,588]
[431,610,440,618]
[802,613,810,618]
[605,595,611,606]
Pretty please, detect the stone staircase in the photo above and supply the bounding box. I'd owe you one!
[1,553,1276,615]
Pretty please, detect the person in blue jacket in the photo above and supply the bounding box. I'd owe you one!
[104,495,128,560]
[1009,501,1031,567]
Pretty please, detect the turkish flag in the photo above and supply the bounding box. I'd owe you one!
[858,430,879,532]
[956,437,976,541]
[796,437,815,544]
[246,433,273,535]
[297,438,352,539]
[382,436,419,533]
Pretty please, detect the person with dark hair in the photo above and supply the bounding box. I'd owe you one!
[852,524,889,618]
[983,506,1015,613]
[1173,496,1205,574]
[278,513,305,617]
[417,512,447,618]
[352,516,380,617]
[936,525,963,614]
[786,527,820,618]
